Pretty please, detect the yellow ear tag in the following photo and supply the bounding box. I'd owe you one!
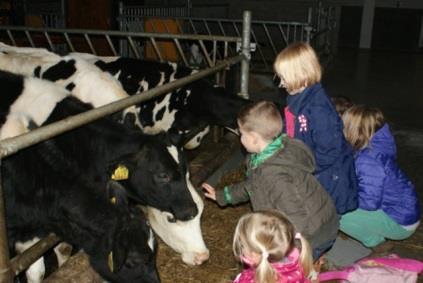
[110,197,117,204]
[111,165,129,181]
[108,251,114,272]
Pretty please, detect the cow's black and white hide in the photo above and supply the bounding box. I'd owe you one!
[0,44,140,127]
[70,54,250,149]
[0,69,209,266]
[4,145,160,283]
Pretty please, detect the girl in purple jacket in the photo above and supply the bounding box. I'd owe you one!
[341,105,420,247]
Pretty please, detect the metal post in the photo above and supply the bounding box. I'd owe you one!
[118,1,125,56]
[0,160,13,283]
[239,10,251,99]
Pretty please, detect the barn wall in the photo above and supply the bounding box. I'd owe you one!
[143,0,423,19]
[141,0,423,51]
[67,0,115,55]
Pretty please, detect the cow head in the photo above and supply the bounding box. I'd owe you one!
[109,130,198,222]
[91,206,160,283]
[144,170,209,266]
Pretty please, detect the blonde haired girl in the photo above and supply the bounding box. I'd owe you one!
[341,105,420,247]
[232,210,313,283]
[274,42,358,218]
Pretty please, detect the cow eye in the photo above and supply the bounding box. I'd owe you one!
[154,173,171,183]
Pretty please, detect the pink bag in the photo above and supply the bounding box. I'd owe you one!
[319,254,423,283]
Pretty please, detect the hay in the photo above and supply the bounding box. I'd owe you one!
[157,166,249,283]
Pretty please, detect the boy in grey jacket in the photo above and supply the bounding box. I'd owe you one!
[202,101,339,260]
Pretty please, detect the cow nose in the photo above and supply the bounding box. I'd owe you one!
[174,205,198,221]
[193,251,210,265]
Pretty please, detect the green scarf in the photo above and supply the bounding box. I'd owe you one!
[222,134,286,205]
[249,134,286,170]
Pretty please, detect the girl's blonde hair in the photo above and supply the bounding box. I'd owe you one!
[342,105,385,150]
[237,101,282,142]
[233,210,313,283]
[273,42,322,94]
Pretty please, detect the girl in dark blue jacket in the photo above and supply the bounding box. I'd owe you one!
[340,105,420,247]
[274,42,358,215]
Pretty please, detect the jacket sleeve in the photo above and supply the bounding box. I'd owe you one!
[355,154,386,210]
[215,180,251,207]
[309,104,345,173]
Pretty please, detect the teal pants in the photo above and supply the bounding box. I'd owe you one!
[340,209,415,247]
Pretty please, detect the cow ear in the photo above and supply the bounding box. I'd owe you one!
[106,180,129,210]
[166,128,183,147]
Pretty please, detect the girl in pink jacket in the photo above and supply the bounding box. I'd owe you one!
[232,210,314,283]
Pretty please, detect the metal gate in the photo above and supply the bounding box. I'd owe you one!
[117,2,336,72]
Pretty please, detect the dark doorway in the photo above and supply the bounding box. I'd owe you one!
[372,8,422,52]
[338,6,363,48]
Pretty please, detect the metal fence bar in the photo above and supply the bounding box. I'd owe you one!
[239,11,251,98]
[63,33,75,52]
[104,35,118,56]
[127,36,140,58]
[10,234,60,276]
[149,37,162,62]
[262,23,277,57]
[0,161,12,283]
[0,26,239,44]
[198,40,212,67]
[173,38,188,66]
[6,31,15,46]
[24,30,35,47]
[44,31,54,51]
[84,34,96,55]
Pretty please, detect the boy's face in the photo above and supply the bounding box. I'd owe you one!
[239,127,261,153]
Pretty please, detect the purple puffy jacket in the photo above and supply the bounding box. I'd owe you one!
[355,123,420,225]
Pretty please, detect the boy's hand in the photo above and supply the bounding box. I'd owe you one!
[201,183,216,200]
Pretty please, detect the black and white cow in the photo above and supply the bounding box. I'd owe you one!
[69,53,250,149]
[0,45,140,127]
[95,57,249,147]
[0,70,209,266]
[4,144,160,283]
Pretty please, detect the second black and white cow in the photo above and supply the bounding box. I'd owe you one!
[70,54,250,149]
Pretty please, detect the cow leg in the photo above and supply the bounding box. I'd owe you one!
[15,238,45,283]
[53,242,73,267]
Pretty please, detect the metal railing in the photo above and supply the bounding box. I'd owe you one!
[0,25,240,67]
[0,54,245,283]
[117,3,336,72]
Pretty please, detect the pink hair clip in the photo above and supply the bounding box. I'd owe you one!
[295,232,301,239]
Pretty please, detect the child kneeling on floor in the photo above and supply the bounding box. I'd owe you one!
[202,100,339,260]
[340,105,421,248]
[232,210,314,283]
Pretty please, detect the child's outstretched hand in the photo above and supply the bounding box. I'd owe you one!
[201,183,216,200]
